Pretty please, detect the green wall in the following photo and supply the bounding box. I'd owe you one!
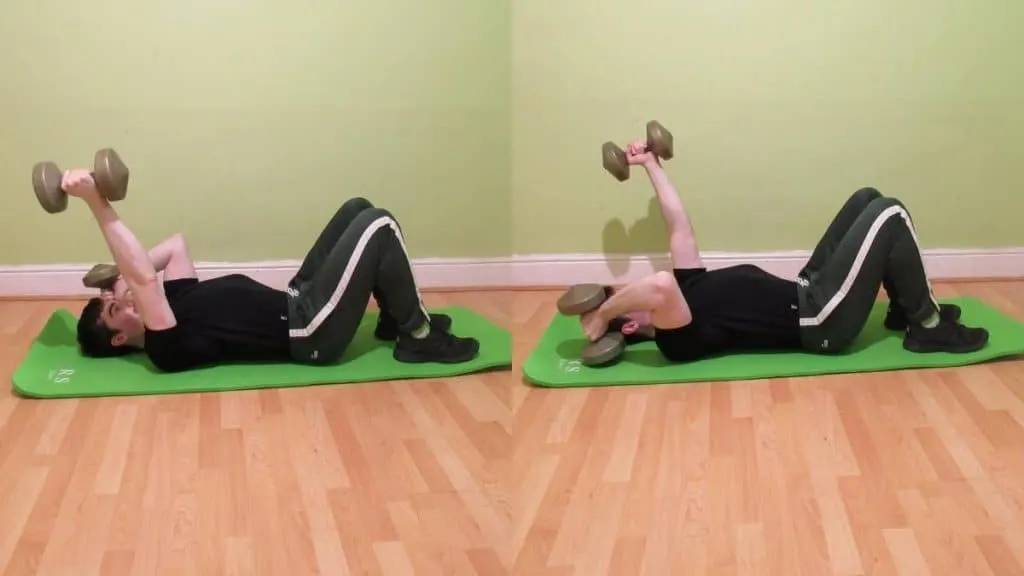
[0,0,509,264]
[2,1,1021,266]
[512,0,1024,255]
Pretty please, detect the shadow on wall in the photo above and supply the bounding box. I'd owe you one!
[600,197,668,279]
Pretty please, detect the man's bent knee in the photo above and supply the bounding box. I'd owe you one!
[363,207,400,227]
[342,197,374,212]
[852,186,883,204]
[348,206,399,232]
[865,195,913,222]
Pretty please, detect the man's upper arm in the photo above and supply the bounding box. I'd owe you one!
[162,234,197,282]
[669,230,703,270]
[129,277,178,331]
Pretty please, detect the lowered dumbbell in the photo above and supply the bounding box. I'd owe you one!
[601,120,674,182]
[82,263,120,291]
[31,148,130,214]
[556,283,626,367]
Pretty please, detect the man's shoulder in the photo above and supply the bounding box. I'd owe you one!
[143,322,212,373]
[144,322,191,352]
[670,266,708,287]
[163,277,201,300]
[143,324,186,371]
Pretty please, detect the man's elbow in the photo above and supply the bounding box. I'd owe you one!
[645,271,677,309]
[647,270,693,324]
[130,271,161,288]
[116,257,159,286]
[169,233,189,252]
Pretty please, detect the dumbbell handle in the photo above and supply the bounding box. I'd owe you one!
[606,135,662,164]
[77,171,101,188]
[70,169,120,197]
[64,149,129,198]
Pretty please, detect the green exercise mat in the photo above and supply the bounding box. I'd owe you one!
[13,307,512,398]
[523,296,1024,388]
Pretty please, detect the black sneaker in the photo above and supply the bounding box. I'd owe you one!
[885,304,961,331]
[375,313,452,341]
[903,319,989,353]
[394,329,479,363]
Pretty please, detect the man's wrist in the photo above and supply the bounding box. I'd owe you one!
[82,192,108,211]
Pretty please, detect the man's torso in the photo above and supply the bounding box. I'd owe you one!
[145,274,292,371]
[655,264,802,361]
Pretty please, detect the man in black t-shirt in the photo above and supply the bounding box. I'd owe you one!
[66,168,478,373]
[577,139,989,362]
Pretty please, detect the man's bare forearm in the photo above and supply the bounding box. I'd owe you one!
[645,162,702,266]
[103,235,185,280]
[645,163,697,238]
[147,235,185,273]
[84,196,158,286]
[598,274,668,321]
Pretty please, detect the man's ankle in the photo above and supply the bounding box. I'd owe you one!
[920,310,940,328]
[411,321,430,339]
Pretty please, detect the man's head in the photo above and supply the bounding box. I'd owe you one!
[599,285,656,344]
[76,292,145,357]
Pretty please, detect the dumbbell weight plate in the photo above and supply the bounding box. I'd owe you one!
[601,142,630,182]
[93,148,129,202]
[646,120,674,160]
[83,263,120,289]
[581,332,625,366]
[32,161,67,214]
[557,283,608,316]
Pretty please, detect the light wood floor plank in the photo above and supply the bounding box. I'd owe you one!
[0,283,1023,574]
[512,282,1024,576]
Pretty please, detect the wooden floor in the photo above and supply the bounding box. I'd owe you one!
[1,282,1023,575]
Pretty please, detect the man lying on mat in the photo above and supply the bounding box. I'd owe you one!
[64,169,479,372]
[579,139,989,362]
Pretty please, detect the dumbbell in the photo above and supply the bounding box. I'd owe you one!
[601,120,674,182]
[82,263,120,291]
[31,148,130,214]
[556,283,626,367]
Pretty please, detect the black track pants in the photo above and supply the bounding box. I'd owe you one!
[797,187,940,353]
[286,197,429,364]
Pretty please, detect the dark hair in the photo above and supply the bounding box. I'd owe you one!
[77,297,134,357]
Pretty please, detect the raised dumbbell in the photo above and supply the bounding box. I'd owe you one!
[601,120,674,182]
[82,263,120,291]
[556,283,626,367]
[31,148,130,214]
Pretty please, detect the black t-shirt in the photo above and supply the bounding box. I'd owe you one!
[144,274,292,372]
[654,264,802,362]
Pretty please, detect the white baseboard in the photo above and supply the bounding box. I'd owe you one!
[1,248,1022,297]
[508,247,1024,287]
[0,257,516,298]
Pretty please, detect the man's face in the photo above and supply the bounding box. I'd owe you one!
[99,290,144,346]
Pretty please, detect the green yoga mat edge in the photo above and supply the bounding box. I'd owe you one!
[13,306,512,399]
[523,296,1024,388]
